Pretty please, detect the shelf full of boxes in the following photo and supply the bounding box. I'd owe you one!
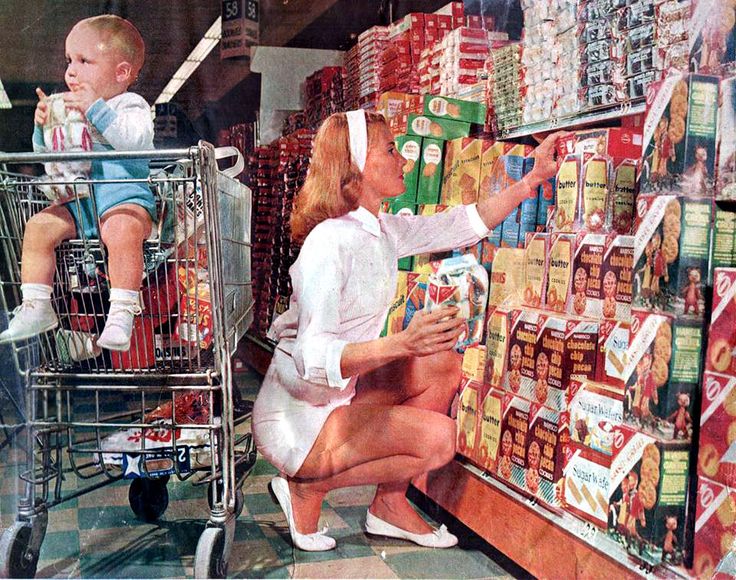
[226,0,736,577]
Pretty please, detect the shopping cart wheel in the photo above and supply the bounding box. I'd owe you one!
[0,522,40,578]
[129,477,169,522]
[194,526,227,579]
[207,482,244,518]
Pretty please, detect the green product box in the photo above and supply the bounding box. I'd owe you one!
[711,207,736,271]
[416,138,445,205]
[395,134,422,202]
[388,200,417,271]
[423,95,488,125]
[407,113,471,141]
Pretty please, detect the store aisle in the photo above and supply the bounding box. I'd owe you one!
[0,368,526,579]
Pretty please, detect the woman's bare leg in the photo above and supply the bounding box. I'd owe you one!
[287,350,462,535]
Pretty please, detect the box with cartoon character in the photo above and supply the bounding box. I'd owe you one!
[639,71,720,197]
[717,76,736,201]
[689,0,736,76]
[606,425,690,568]
[633,194,712,319]
[624,309,702,442]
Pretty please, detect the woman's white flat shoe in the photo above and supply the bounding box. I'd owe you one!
[269,477,337,552]
[365,510,458,548]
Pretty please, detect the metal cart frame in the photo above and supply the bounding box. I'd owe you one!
[0,142,255,578]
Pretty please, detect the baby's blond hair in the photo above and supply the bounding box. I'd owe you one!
[74,15,145,79]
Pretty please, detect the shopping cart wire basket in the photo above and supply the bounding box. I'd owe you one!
[0,142,255,579]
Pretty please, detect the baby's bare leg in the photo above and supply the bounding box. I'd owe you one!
[21,205,76,285]
[99,204,151,290]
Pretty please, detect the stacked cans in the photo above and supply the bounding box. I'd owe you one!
[304,66,346,130]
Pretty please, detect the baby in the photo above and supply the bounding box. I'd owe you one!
[0,15,155,351]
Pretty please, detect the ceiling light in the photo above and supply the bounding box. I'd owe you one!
[0,79,11,109]
[155,16,222,104]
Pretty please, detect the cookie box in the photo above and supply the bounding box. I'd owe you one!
[417,137,445,205]
[440,137,483,205]
[602,234,634,321]
[456,378,482,461]
[407,113,472,141]
[568,232,606,318]
[496,394,531,493]
[698,372,736,488]
[526,403,570,508]
[502,309,541,401]
[706,268,736,375]
[473,387,504,474]
[569,379,624,456]
[692,476,736,580]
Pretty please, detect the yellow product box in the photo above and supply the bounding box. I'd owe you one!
[546,233,576,313]
[456,378,482,460]
[462,345,487,382]
[383,271,409,336]
[473,387,504,474]
[484,306,516,389]
[522,232,549,308]
[417,138,445,205]
[414,204,453,273]
[440,137,483,206]
[478,140,506,202]
[488,247,525,308]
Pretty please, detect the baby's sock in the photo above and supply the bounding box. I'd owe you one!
[0,283,57,342]
[96,289,141,352]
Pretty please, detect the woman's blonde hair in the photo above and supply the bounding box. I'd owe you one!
[290,111,388,243]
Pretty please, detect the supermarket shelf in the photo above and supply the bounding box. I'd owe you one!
[413,458,691,580]
[237,333,275,375]
[497,99,647,139]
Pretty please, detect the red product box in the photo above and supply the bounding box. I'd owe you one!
[693,476,736,580]
[601,234,633,321]
[568,232,606,318]
[706,268,736,376]
[596,319,630,388]
[557,128,643,165]
[526,403,570,507]
[502,309,541,401]
[437,14,453,31]
[698,372,736,487]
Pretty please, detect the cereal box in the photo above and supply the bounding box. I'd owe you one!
[610,159,638,235]
[706,268,736,375]
[424,254,489,353]
[607,425,690,567]
[692,477,736,580]
[503,309,541,401]
[717,76,736,201]
[440,137,483,205]
[456,378,482,461]
[522,232,548,308]
[395,134,422,201]
[417,137,445,205]
[568,232,606,318]
[569,380,624,456]
[602,234,634,321]
[424,94,487,125]
[485,307,516,389]
[563,442,612,527]
[526,404,570,507]
[553,154,582,232]
[698,372,736,488]
[546,233,576,313]
[640,71,720,197]
[487,247,525,307]
[596,319,630,388]
[496,394,530,492]
[690,0,736,75]
[633,195,712,319]
[624,309,701,441]
[557,127,643,165]
[407,113,471,141]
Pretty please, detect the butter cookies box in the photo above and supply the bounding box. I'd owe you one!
[633,194,712,319]
[624,309,702,442]
[456,378,482,461]
[526,403,570,508]
[640,71,720,197]
[693,477,736,580]
[698,372,736,488]
[607,425,691,568]
[474,387,504,474]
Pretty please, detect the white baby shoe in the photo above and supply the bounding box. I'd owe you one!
[0,300,58,343]
[96,300,141,351]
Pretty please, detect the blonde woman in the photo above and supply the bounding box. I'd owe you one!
[252,109,565,551]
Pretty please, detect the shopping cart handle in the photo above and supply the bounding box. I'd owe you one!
[0,148,201,164]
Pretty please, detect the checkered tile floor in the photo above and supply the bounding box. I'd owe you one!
[0,369,526,579]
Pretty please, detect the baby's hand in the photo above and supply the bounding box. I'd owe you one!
[62,85,99,116]
[34,88,48,126]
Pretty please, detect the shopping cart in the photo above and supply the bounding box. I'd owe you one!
[0,142,256,578]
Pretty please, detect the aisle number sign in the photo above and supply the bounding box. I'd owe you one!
[221,0,259,60]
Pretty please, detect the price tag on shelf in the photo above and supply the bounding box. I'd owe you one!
[221,0,259,60]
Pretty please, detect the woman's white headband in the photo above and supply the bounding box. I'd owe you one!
[345,109,367,172]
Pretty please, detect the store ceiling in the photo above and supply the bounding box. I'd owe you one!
[0,0,450,150]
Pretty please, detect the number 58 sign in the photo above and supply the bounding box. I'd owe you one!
[221,0,259,60]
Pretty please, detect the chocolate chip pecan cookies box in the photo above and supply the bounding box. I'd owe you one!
[526,403,570,508]
[633,194,712,319]
[497,394,530,493]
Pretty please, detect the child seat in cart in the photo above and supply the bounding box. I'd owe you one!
[0,142,256,578]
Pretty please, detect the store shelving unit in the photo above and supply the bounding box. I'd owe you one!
[413,459,691,580]
[497,99,647,139]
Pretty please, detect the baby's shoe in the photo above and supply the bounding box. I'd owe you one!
[0,300,58,343]
[96,299,141,352]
